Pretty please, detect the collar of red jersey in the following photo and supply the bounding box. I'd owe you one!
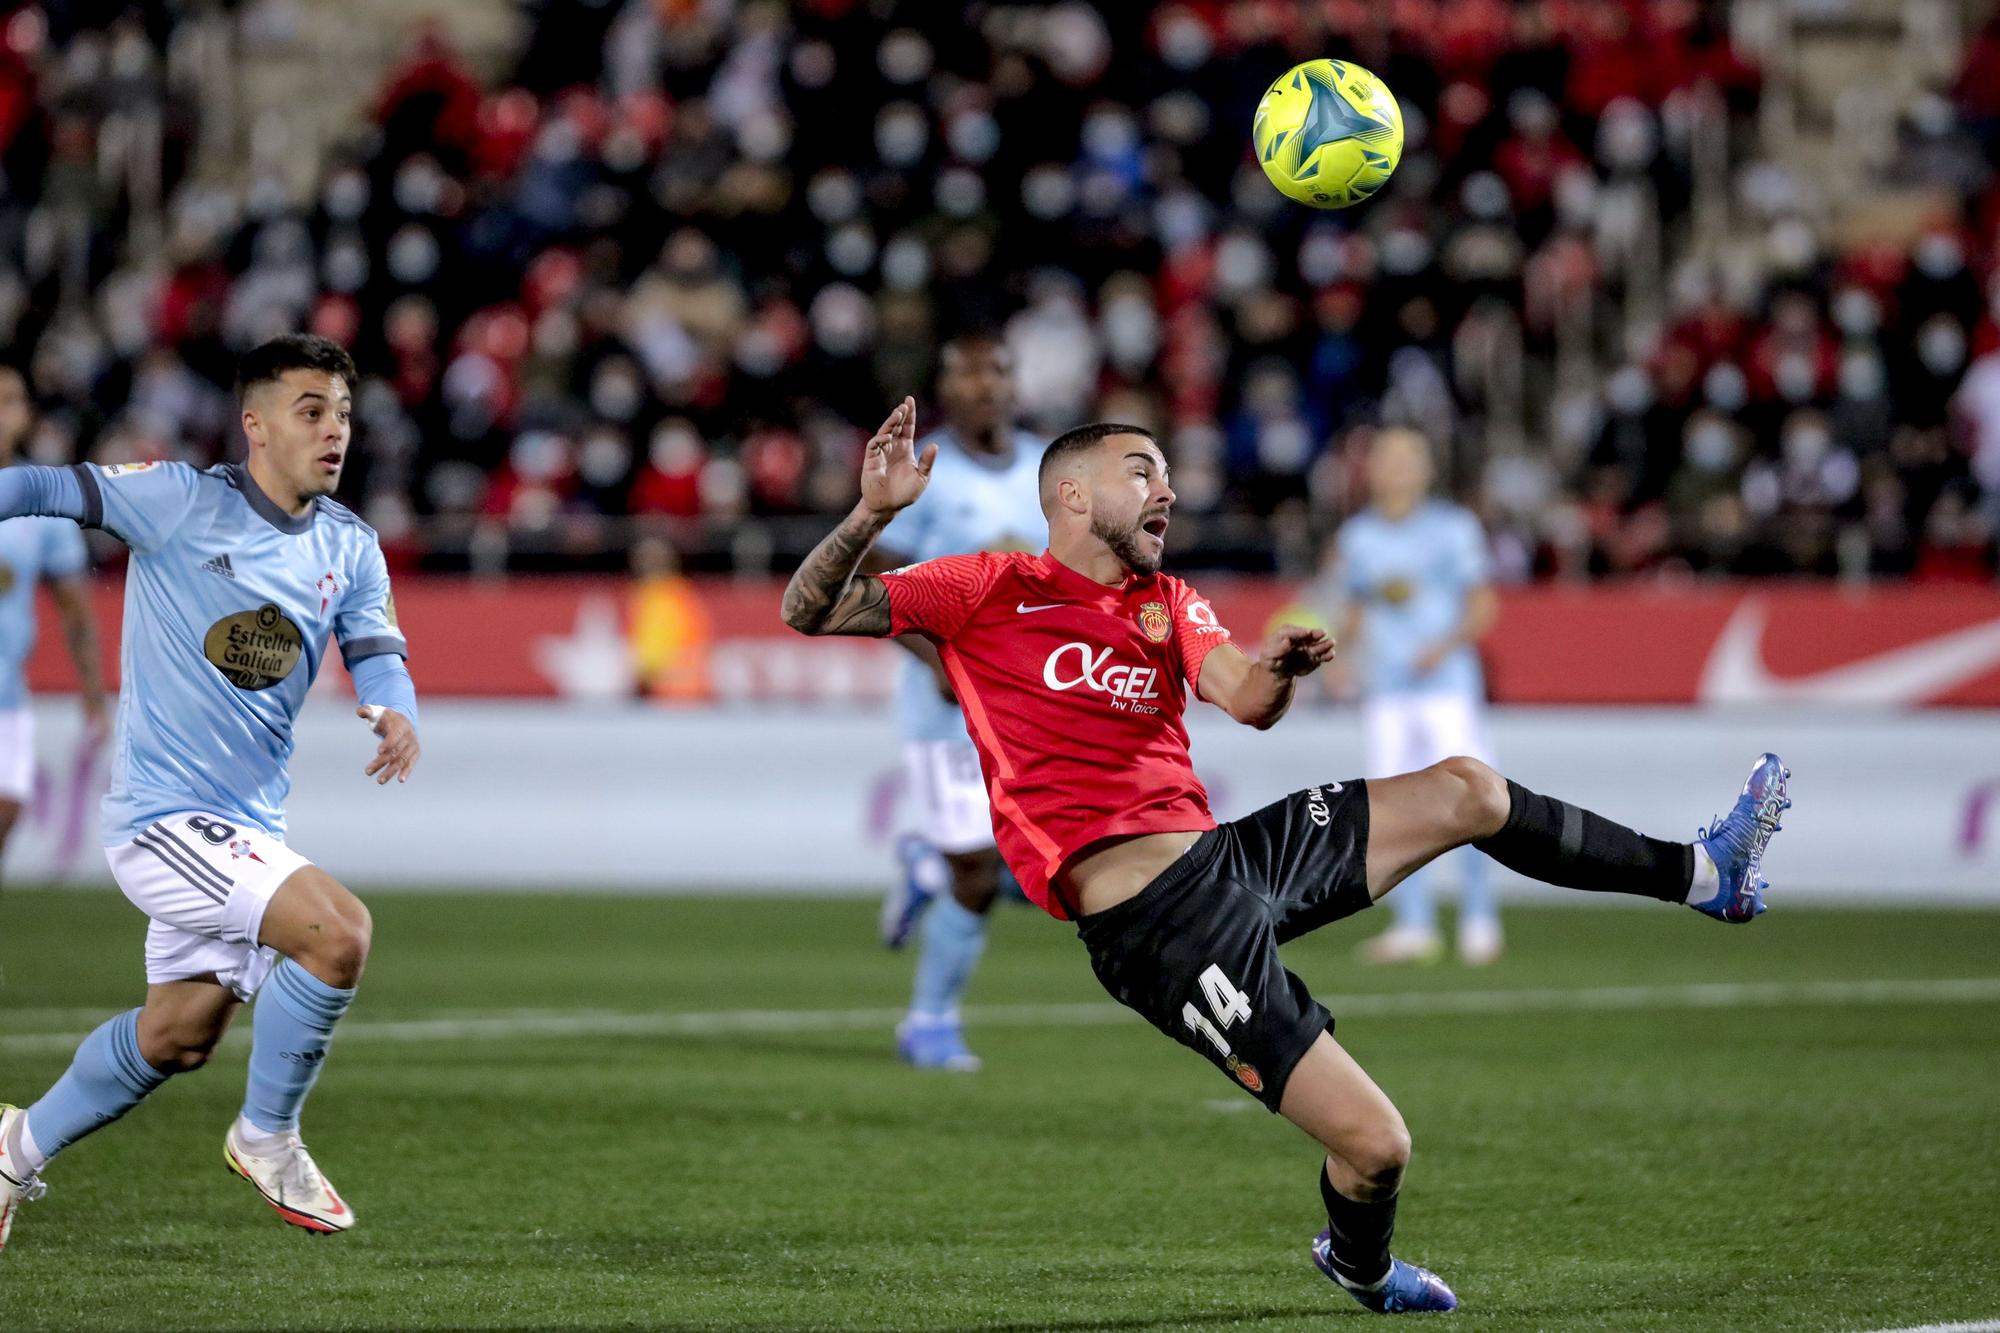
[1033,549,1159,598]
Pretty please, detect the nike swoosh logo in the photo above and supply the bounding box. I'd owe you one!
[1016,602,1064,614]
[1699,598,2000,704]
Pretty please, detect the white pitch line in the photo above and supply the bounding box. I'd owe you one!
[3,976,1998,1059]
[1844,1322,2000,1333]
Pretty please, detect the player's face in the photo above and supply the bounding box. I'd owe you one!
[0,369,30,457]
[246,369,353,501]
[1087,437,1175,576]
[937,341,1015,440]
[1368,429,1432,508]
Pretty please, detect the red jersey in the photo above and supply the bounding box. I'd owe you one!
[879,550,1237,919]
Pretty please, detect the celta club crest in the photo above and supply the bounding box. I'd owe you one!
[1137,601,1171,643]
[316,572,339,614]
[227,839,266,864]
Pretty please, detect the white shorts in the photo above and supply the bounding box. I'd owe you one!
[903,739,996,855]
[1362,691,1495,779]
[106,813,314,999]
[0,707,33,803]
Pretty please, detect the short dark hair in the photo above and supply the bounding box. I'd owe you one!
[1037,421,1157,489]
[234,334,357,404]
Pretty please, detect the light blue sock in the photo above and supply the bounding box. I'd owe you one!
[909,896,988,1023]
[242,959,355,1134]
[23,1009,170,1166]
[1457,847,1497,925]
[1392,864,1437,933]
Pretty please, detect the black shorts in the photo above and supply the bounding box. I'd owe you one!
[1074,780,1372,1113]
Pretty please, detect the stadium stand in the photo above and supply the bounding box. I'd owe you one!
[0,0,1994,578]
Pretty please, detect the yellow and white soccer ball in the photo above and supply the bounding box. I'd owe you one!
[1252,59,1404,210]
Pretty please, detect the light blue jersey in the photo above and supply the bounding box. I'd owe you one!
[1334,499,1491,698]
[882,429,1044,742]
[71,461,408,843]
[0,509,89,709]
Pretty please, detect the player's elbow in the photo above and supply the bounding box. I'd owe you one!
[779,592,828,636]
[1235,694,1287,730]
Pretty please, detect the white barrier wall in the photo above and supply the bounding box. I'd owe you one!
[11,702,1999,901]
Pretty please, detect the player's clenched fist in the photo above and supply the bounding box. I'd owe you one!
[858,396,938,517]
[1256,625,1336,679]
[358,704,421,784]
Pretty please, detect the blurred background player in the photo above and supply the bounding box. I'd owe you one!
[0,335,419,1249]
[1327,428,1502,965]
[871,333,1044,1072]
[0,365,107,881]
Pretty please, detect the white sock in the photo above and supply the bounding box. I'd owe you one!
[1334,1263,1395,1293]
[6,1112,48,1175]
[1686,842,1720,904]
[233,1113,291,1150]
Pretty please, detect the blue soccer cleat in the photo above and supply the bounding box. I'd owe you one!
[880,835,942,949]
[1311,1230,1458,1314]
[895,1016,981,1072]
[1691,752,1791,923]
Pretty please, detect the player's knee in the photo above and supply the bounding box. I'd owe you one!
[947,852,1001,914]
[1347,1118,1412,1196]
[299,901,372,987]
[1438,755,1508,838]
[137,1016,226,1073]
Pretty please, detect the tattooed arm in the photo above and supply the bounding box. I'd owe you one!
[781,396,936,637]
[781,506,896,635]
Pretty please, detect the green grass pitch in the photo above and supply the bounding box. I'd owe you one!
[2,889,1997,1332]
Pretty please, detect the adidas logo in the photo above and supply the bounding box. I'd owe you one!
[200,553,236,579]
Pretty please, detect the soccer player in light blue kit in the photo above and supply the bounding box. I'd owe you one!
[0,364,109,870]
[1328,427,1503,965]
[0,335,420,1250]
[874,334,1044,1071]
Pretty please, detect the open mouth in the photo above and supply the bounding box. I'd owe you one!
[1141,514,1170,541]
[317,452,344,472]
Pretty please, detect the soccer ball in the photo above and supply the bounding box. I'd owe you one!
[1251,59,1404,209]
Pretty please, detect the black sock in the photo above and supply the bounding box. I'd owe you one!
[1320,1162,1397,1287]
[1474,779,1692,903]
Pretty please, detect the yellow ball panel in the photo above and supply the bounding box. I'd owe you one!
[1252,59,1404,210]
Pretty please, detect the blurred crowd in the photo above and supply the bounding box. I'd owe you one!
[1,0,1998,579]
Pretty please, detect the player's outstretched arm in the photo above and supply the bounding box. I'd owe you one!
[781,396,937,637]
[1197,626,1336,730]
[0,464,89,523]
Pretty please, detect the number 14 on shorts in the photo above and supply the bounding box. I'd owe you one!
[1182,964,1254,1057]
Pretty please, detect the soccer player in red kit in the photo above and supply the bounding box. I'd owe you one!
[783,399,1790,1315]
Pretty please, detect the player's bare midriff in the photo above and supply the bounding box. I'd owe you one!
[1057,829,1207,917]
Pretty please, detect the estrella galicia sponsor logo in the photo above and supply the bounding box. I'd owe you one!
[203,603,304,690]
[1043,642,1162,713]
[200,552,236,579]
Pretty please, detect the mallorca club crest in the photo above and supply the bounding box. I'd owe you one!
[1225,1054,1263,1094]
[1137,600,1171,643]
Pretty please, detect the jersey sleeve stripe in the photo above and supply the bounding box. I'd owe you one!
[340,633,409,664]
[68,463,103,530]
[940,647,1068,880]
